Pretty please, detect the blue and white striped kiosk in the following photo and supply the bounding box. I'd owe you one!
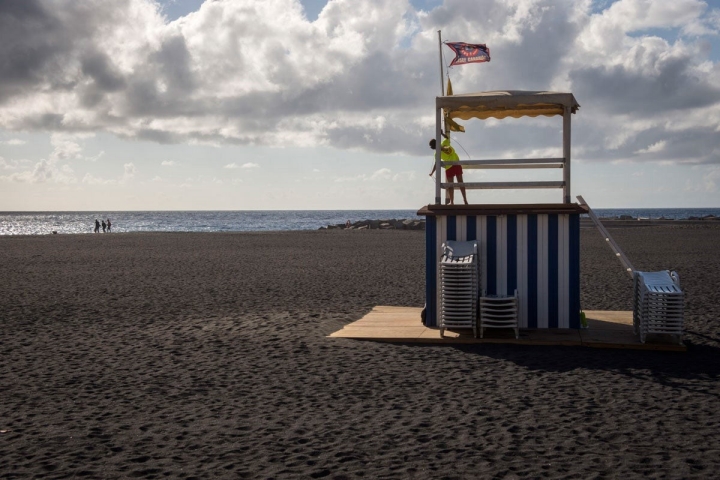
[420,91,586,331]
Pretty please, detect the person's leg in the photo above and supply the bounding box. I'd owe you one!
[456,172,469,204]
[445,170,455,204]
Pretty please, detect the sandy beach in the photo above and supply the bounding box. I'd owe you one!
[1,224,720,478]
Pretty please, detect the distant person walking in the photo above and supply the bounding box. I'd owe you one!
[94,219,100,233]
[102,220,107,233]
[107,218,111,232]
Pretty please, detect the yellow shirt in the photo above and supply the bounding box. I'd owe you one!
[441,138,459,170]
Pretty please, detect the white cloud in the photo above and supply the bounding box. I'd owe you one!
[0,154,78,184]
[0,156,17,170]
[46,133,104,162]
[50,133,85,161]
[222,161,258,169]
[334,173,368,183]
[161,160,176,166]
[335,167,411,183]
[0,0,716,168]
[85,150,105,162]
[82,173,114,185]
[590,0,706,33]
[703,166,720,192]
[635,140,667,154]
[0,139,25,145]
[392,171,416,182]
[371,168,392,180]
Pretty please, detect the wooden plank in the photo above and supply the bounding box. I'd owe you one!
[418,203,588,216]
[584,310,633,325]
[440,159,564,169]
[456,164,563,170]
[328,306,684,351]
[441,181,564,190]
[330,327,427,339]
[523,329,583,346]
[578,311,685,351]
[444,157,565,166]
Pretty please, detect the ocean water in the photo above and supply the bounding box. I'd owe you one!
[0,210,423,236]
[1,208,719,236]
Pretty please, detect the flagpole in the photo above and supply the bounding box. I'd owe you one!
[436,30,444,204]
[438,30,444,97]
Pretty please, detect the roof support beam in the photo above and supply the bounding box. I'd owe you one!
[563,105,571,203]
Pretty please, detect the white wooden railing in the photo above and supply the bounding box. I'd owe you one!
[434,105,572,203]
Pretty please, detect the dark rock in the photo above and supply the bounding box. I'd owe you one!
[323,218,425,230]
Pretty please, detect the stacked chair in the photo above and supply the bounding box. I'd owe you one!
[633,270,684,344]
[479,290,519,339]
[439,240,479,338]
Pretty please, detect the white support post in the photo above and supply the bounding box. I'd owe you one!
[435,107,442,204]
[563,106,571,204]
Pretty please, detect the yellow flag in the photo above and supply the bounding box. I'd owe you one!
[444,78,465,132]
[445,116,465,132]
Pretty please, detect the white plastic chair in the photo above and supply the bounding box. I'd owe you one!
[633,270,684,344]
[439,240,479,338]
[479,289,519,339]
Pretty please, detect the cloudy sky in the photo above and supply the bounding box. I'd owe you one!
[1,0,719,211]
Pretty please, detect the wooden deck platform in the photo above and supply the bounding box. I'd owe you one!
[329,306,686,351]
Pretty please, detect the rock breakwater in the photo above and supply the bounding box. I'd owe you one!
[320,218,425,231]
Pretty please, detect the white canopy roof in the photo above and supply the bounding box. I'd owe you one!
[437,90,580,120]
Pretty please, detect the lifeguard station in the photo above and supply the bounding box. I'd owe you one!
[419,90,586,332]
[330,90,685,350]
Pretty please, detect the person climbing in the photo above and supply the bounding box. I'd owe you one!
[428,134,468,205]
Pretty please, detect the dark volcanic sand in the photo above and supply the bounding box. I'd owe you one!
[1,226,719,479]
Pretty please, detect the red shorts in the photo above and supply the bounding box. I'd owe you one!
[445,165,462,181]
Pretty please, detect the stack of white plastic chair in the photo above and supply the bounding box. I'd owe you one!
[479,290,519,339]
[633,270,684,344]
[439,240,479,338]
